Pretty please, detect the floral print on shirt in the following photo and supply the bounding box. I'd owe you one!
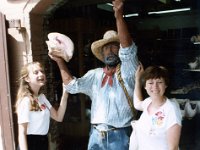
[149,110,166,135]
[152,110,165,127]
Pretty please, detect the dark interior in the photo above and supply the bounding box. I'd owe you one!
[43,0,200,149]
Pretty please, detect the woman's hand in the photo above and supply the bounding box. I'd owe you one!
[133,62,144,111]
[135,62,144,81]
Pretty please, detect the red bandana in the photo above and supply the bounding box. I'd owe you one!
[101,67,116,87]
[34,98,47,110]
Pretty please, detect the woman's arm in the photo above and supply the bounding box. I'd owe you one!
[134,64,144,111]
[50,87,68,122]
[18,123,28,150]
[167,124,182,150]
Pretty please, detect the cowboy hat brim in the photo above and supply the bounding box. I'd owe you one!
[91,37,119,62]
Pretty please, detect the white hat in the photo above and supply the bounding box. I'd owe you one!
[46,32,74,62]
[91,30,119,62]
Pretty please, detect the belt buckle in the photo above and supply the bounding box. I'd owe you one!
[95,124,109,131]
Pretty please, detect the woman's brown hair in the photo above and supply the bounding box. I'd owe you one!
[142,66,169,87]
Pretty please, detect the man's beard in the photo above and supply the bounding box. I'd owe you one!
[104,54,120,67]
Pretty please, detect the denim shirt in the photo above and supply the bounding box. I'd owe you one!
[64,43,139,127]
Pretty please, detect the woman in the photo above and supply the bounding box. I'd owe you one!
[131,65,182,150]
[16,62,68,150]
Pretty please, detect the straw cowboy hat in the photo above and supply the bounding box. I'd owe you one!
[91,30,119,62]
[46,32,74,62]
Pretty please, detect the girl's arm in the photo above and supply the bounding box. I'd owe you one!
[50,87,68,122]
[167,124,182,150]
[18,123,28,150]
[134,64,144,111]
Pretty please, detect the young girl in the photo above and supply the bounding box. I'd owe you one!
[130,65,182,150]
[15,62,68,150]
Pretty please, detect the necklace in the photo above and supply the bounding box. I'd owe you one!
[151,97,166,108]
[148,98,166,116]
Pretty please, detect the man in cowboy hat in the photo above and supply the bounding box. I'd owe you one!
[49,0,139,149]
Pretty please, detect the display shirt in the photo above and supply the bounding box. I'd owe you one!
[17,94,52,135]
[136,97,182,150]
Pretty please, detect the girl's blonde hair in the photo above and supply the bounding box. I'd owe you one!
[15,62,45,112]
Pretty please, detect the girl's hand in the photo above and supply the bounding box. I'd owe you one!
[48,53,65,63]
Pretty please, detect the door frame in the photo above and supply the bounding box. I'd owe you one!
[0,12,15,150]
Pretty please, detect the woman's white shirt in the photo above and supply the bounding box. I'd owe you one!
[136,97,182,150]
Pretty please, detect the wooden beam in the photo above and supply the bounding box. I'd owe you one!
[0,13,15,150]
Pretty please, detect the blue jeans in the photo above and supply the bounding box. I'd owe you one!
[87,124,132,150]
